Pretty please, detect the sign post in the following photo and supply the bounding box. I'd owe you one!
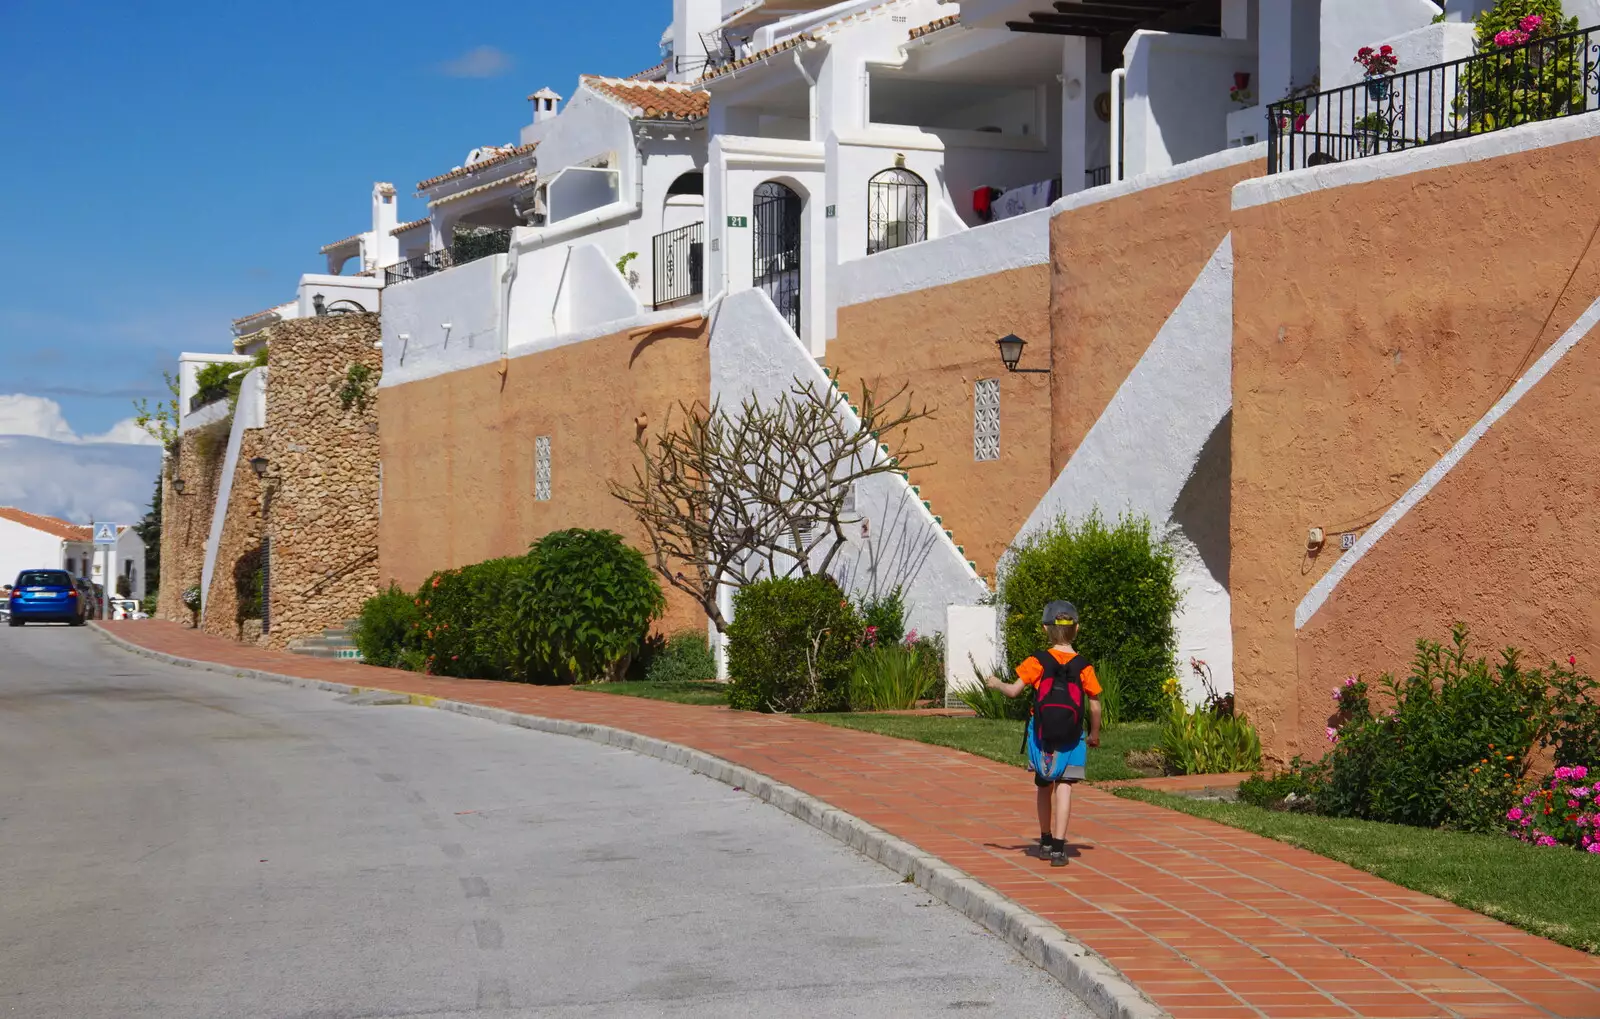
[93,521,117,619]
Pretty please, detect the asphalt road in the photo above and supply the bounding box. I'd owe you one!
[0,624,1090,1019]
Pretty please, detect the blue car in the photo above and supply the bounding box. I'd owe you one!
[7,569,87,626]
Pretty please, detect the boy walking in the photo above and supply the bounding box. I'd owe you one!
[986,601,1101,867]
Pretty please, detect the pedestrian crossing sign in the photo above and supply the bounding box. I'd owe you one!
[93,522,118,546]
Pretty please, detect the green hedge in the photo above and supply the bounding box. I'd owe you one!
[356,528,664,684]
[999,511,1179,721]
[415,556,533,680]
[727,575,860,713]
[510,529,664,683]
[352,583,420,668]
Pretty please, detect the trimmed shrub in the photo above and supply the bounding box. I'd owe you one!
[353,584,419,669]
[415,556,532,680]
[644,630,717,685]
[1000,511,1179,721]
[726,575,861,712]
[511,529,664,684]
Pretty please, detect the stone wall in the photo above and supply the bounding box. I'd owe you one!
[260,314,382,648]
[155,420,228,623]
[201,429,265,641]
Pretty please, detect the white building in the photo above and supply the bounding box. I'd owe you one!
[0,507,147,601]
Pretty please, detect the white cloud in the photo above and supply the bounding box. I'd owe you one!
[0,394,159,445]
[0,395,165,523]
[437,45,513,78]
[90,417,163,446]
[0,436,163,525]
[0,394,77,441]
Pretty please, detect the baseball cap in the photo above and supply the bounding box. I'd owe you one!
[1041,600,1079,626]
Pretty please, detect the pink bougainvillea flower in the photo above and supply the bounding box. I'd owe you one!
[1325,726,1339,743]
[1508,807,1524,820]
[1536,835,1558,847]
[1574,766,1590,780]
[1520,14,1544,32]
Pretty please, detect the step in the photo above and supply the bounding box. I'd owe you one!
[288,645,364,661]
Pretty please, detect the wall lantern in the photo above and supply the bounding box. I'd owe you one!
[249,457,270,478]
[312,293,327,316]
[996,333,1049,374]
[172,478,188,495]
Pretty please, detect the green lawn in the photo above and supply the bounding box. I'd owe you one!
[574,680,730,706]
[1113,787,1600,955]
[803,715,1162,782]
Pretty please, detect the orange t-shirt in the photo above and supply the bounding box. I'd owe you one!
[1015,648,1102,696]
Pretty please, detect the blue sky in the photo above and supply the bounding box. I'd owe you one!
[0,0,667,439]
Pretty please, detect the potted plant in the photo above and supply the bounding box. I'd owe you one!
[1353,112,1388,154]
[1276,98,1308,133]
[1355,44,1400,100]
[1230,71,1253,106]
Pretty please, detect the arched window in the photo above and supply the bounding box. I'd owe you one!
[866,167,927,254]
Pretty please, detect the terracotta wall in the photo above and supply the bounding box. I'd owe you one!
[378,324,711,636]
[156,422,227,623]
[1049,158,1264,472]
[1231,133,1600,763]
[828,265,1051,581]
[201,429,264,642]
[260,315,382,648]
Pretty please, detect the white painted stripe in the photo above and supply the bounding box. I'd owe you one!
[1235,111,1600,212]
[1295,294,1600,629]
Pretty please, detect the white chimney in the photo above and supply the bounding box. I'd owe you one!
[670,0,722,83]
[370,182,399,270]
[529,87,561,125]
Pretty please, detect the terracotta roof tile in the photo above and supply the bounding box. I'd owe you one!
[0,506,91,542]
[700,0,905,83]
[318,231,365,255]
[416,143,538,193]
[909,13,959,39]
[231,303,289,329]
[628,60,670,81]
[580,76,710,121]
[390,217,431,236]
[698,33,811,83]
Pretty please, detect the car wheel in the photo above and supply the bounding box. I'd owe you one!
[70,616,86,627]
[7,619,22,627]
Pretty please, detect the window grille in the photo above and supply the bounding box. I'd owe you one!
[866,168,928,255]
[974,379,1000,461]
[534,436,551,501]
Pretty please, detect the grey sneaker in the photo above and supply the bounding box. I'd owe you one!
[1050,847,1068,867]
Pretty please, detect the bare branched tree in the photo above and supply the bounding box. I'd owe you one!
[611,378,934,631]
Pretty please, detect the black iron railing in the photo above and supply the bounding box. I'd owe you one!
[189,385,229,413]
[1086,165,1114,188]
[652,221,704,308]
[1269,24,1600,174]
[383,229,512,286]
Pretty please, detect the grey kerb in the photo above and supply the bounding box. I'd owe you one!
[90,622,1166,1019]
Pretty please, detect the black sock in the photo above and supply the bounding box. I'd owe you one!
[1041,831,1052,845]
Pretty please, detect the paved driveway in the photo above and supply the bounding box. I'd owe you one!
[0,624,1087,1018]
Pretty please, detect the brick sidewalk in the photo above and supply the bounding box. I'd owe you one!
[102,622,1600,1019]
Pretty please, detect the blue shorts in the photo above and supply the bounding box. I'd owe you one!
[1032,738,1088,786]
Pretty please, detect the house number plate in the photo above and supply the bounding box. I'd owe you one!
[727,215,748,227]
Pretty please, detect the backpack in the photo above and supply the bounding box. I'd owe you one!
[1029,652,1088,752]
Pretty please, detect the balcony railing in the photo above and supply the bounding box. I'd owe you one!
[383,229,512,286]
[189,385,229,413]
[652,221,704,309]
[1086,165,1113,188]
[1269,24,1600,174]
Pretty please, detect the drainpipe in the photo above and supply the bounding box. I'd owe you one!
[496,237,520,378]
[1109,68,1126,184]
[792,42,818,140]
